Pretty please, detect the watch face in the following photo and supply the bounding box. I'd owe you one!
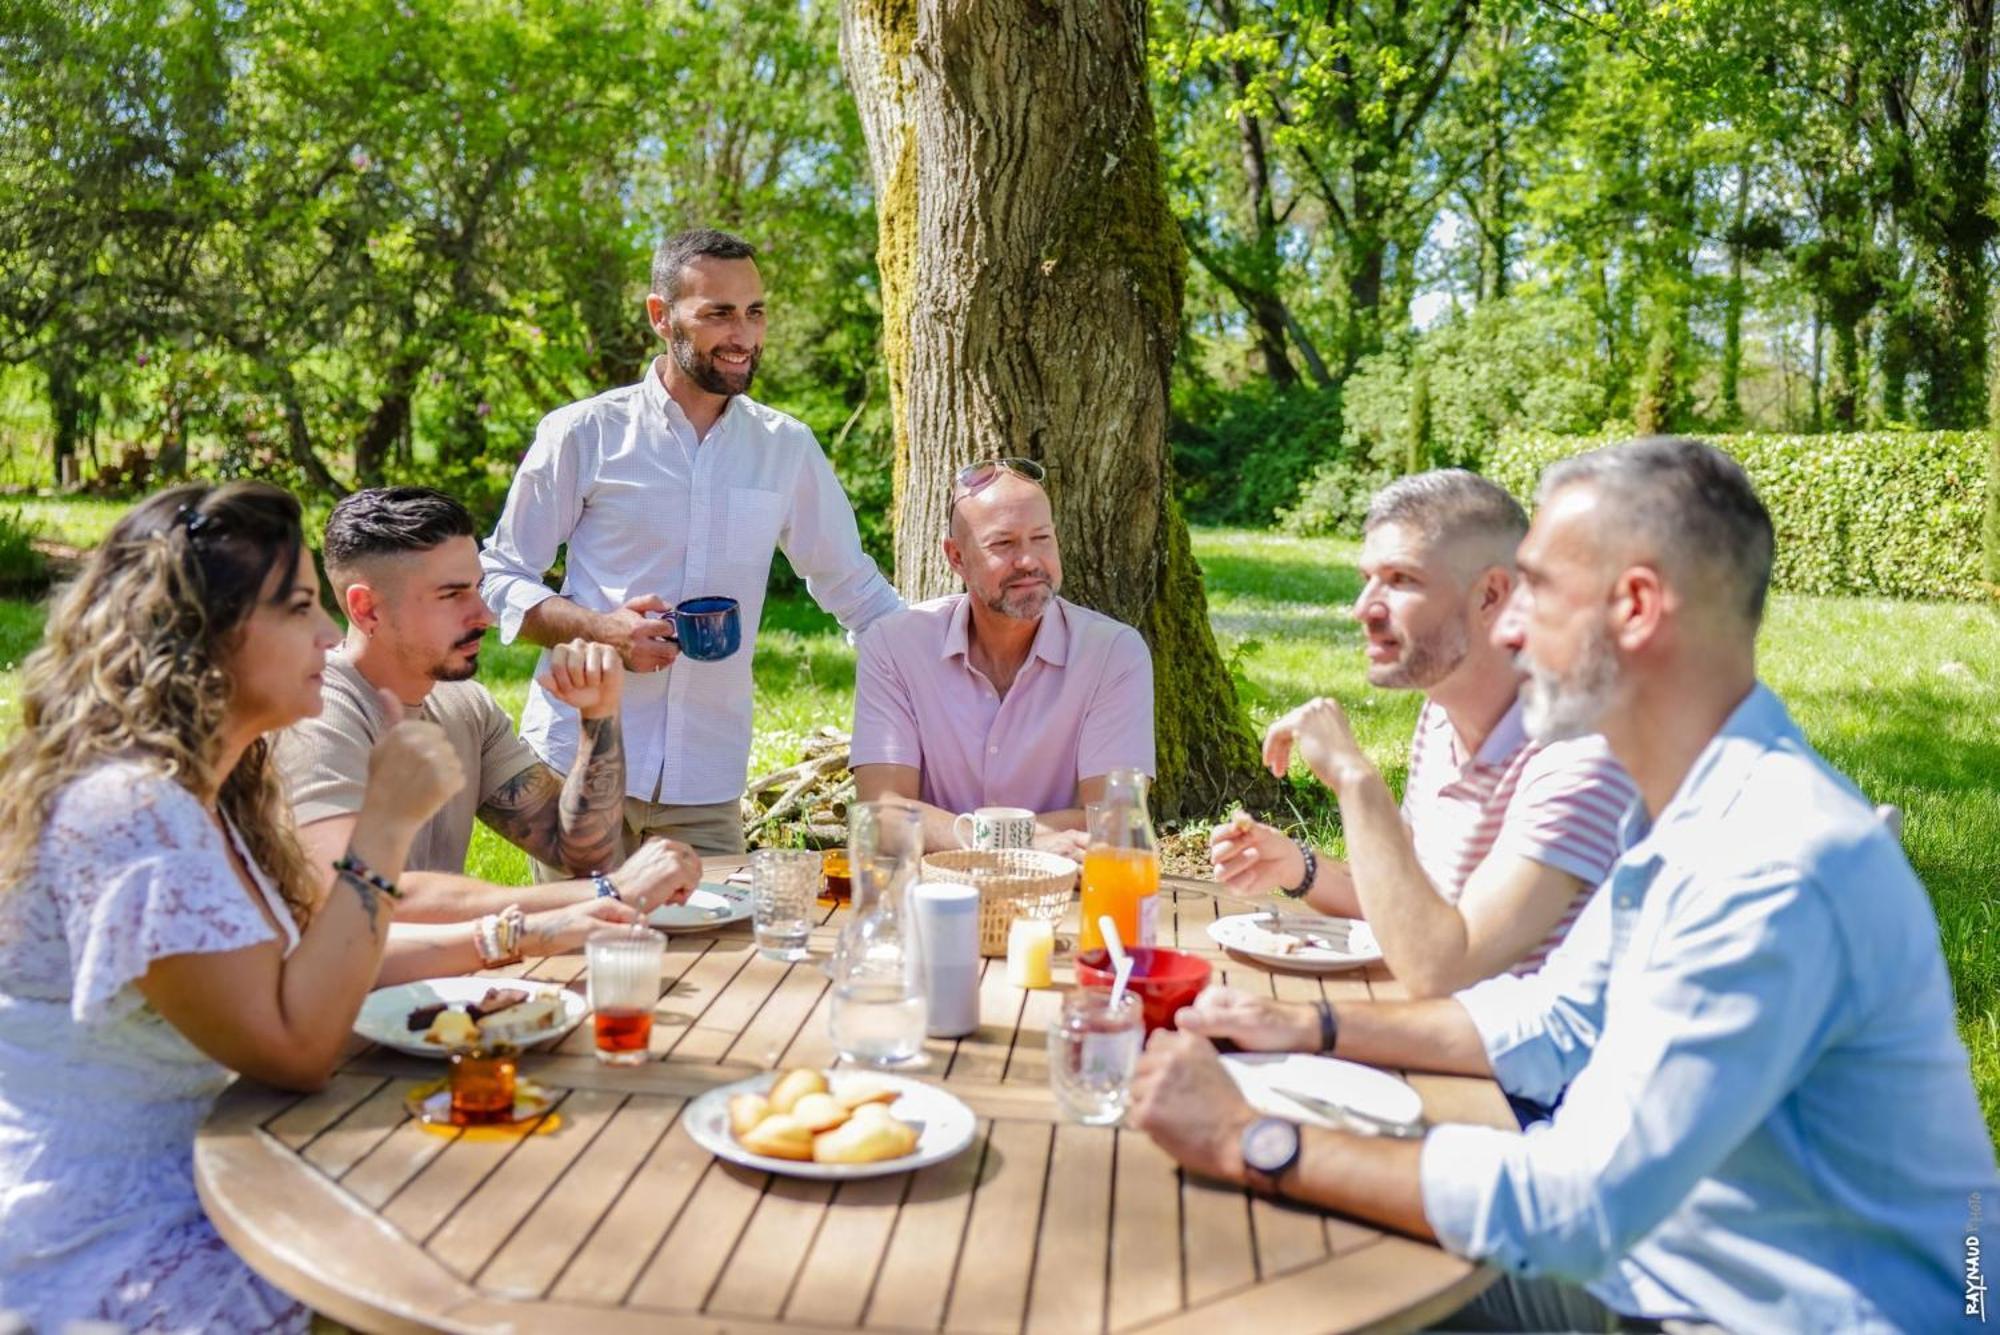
[1242,1117,1300,1175]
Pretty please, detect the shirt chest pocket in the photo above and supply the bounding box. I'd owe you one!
[725,486,786,566]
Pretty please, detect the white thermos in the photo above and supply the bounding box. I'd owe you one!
[911,881,980,1038]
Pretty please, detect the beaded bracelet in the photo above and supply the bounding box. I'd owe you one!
[1281,838,1318,900]
[333,852,403,901]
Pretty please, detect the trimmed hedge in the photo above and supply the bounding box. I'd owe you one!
[1487,432,1992,602]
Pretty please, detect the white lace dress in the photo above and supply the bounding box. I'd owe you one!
[0,761,309,1332]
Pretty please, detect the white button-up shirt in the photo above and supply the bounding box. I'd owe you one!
[480,359,903,804]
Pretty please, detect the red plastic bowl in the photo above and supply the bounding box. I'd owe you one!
[1075,947,1212,1034]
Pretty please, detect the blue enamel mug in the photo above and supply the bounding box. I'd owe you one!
[666,596,742,661]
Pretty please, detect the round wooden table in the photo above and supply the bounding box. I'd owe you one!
[195,864,1505,1333]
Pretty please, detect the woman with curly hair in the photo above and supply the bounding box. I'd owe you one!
[0,481,464,1331]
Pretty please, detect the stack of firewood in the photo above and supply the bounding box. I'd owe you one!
[740,726,853,847]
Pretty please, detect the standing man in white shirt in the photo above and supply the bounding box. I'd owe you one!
[480,229,903,855]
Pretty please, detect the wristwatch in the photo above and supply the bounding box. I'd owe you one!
[592,871,622,903]
[1240,1116,1302,1194]
[1281,838,1318,899]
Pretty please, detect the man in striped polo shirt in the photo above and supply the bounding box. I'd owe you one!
[1210,470,1636,997]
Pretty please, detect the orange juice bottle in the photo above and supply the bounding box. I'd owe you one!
[1079,769,1161,953]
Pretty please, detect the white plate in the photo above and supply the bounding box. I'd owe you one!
[1206,912,1382,972]
[354,976,587,1058]
[1222,1052,1425,1133]
[684,1071,977,1180]
[650,881,754,934]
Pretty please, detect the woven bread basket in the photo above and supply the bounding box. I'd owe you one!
[918,849,1079,957]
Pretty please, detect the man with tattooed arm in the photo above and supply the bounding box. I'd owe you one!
[276,488,700,982]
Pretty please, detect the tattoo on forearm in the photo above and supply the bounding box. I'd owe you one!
[476,717,625,873]
[560,715,625,870]
[337,867,386,937]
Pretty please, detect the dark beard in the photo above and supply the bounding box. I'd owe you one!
[434,639,483,682]
[671,327,759,397]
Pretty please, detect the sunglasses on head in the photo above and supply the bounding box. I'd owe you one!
[951,457,1046,511]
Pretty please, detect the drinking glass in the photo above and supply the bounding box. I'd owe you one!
[1049,988,1143,1125]
[751,848,820,961]
[586,927,664,1066]
[447,1047,517,1125]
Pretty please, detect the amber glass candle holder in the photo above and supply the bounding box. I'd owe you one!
[820,847,853,906]
[447,1045,518,1125]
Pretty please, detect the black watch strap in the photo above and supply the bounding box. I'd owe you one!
[1282,838,1318,899]
[1314,999,1338,1054]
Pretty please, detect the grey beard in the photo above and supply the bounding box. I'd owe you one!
[1519,632,1619,743]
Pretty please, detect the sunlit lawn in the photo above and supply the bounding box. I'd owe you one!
[1,515,1993,1141]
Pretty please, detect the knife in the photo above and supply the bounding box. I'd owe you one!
[1267,1084,1425,1139]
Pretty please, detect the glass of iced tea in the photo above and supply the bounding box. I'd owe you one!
[820,847,853,905]
[448,1046,518,1125]
[586,926,664,1066]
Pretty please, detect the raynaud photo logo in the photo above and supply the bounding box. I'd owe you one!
[1970,1191,1987,1322]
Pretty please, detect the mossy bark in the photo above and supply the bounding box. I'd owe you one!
[840,0,1276,820]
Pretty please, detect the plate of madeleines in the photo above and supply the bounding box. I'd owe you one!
[684,1067,978,1180]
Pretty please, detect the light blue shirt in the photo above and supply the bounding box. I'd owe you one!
[1420,684,1996,1332]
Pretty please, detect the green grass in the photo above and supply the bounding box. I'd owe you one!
[0,510,1993,1141]
[8,496,129,549]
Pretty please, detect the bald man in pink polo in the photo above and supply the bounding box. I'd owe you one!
[850,458,1155,853]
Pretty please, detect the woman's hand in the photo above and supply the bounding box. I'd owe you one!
[523,896,642,954]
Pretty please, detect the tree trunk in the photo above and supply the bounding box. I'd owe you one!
[1721,163,1749,422]
[1828,314,1861,429]
[352,385,414,487]
[44,354,81,489]
[271,369,346,497]
[1927,0,1995,429]
[841,0,1276,819]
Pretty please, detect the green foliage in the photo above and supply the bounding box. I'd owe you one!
[1489,431,1994,601]
[0,0,879,504]
[1170,382,1344,527]
[1346,296,1615,468]
[0,511,47,596]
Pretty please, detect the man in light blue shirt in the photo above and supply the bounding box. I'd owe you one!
[1130,437,1996,1332]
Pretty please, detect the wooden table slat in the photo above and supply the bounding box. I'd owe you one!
[1178,1172,1259,1306]
[705,1173,837,1318]
[782,1172,911,1328]
[1105,1127,1185,1333]
[546,1100,705,1302]
[1023,1122,1116,1335]
[380,1095,565,1245]
[426,1087,628,1279]
[477,1091,684,1299]
[863,1126,990,1331]
[624,1156,768,1309]
[942,1119,1054,1335]
[723,957,832,1069]
[301,1077,425,1180]
[265,1072,385,1151]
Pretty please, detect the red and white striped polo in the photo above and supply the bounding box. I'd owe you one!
[1399,696,1636,974]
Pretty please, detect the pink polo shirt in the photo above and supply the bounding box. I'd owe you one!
[1400,696,1636,973]
[850,595,1155,816]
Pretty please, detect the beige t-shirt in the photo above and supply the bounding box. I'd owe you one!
[275,650,542,874]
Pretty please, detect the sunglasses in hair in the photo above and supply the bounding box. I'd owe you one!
[951,457,1047,511]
